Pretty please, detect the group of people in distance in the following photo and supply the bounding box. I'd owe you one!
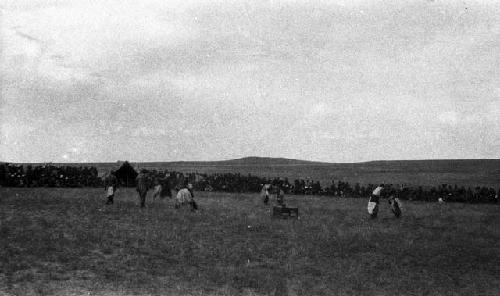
[368,184,402,218]
[260,184,285,206]
[102,170,402,219]
[104,173,403,219]
[260,183,401,219]
[3,162,498,205]
[103,170,198,211]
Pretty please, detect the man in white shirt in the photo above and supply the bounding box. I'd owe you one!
[152,178,162,201]
[261,184,270,205]
[175,183,197,211]
[104,171,118,205]
[367,184,384,218]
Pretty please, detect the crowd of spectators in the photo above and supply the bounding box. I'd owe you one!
[1,162,498,203]
[0,163,99,187]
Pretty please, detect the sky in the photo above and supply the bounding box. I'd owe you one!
[1,0,500,163]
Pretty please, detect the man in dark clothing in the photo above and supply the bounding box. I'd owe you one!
[388,195,402,218]
[160,174,172,198]
[136,170,149,208]
[187,183,198,211]
[275,185,285,206]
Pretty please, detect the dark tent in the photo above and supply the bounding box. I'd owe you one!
[115,161,138,187]
[0,163,6,186]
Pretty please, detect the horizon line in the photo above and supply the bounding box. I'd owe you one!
[2,156,500,166]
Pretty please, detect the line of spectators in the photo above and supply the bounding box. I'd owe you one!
[1,163,498,203]
[0,163,100,187]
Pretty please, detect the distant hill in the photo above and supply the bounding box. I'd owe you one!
[8,157,500,188]
[162,156,328,166]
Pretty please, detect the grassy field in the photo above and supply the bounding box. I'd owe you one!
[0,188,499,296]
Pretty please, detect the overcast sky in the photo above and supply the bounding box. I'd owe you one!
[1,0,500,163]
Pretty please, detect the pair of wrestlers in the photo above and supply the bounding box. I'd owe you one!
[368,184,402,218]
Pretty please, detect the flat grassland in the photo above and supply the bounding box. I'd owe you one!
[0,188,499,295]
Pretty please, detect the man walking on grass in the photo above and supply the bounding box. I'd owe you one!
[261,184,270,205]
[136,170,149,208]
[104,171,118,205]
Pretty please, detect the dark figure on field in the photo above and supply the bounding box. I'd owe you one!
[160,175,172,198]
[136,170,149,208]
[104,171,118,205]
[187,183,198,211]
[276,185,285,206]
[367,184,384,218]
[152,178,162,201]
[388,195,402,218]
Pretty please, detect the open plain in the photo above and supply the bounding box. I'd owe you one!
[1,188,498,295]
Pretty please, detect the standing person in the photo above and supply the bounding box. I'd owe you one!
[276,184,285,206]
[175,183,197,211]
[104,171,118,205]
[388,195,402,218]
[187,183,198,211]
[152,178,162,201]
[136,170,149,208]
[261,184,270,205]
[175,186,189,209]
[367,184,384,218]
[160,173,172,199]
